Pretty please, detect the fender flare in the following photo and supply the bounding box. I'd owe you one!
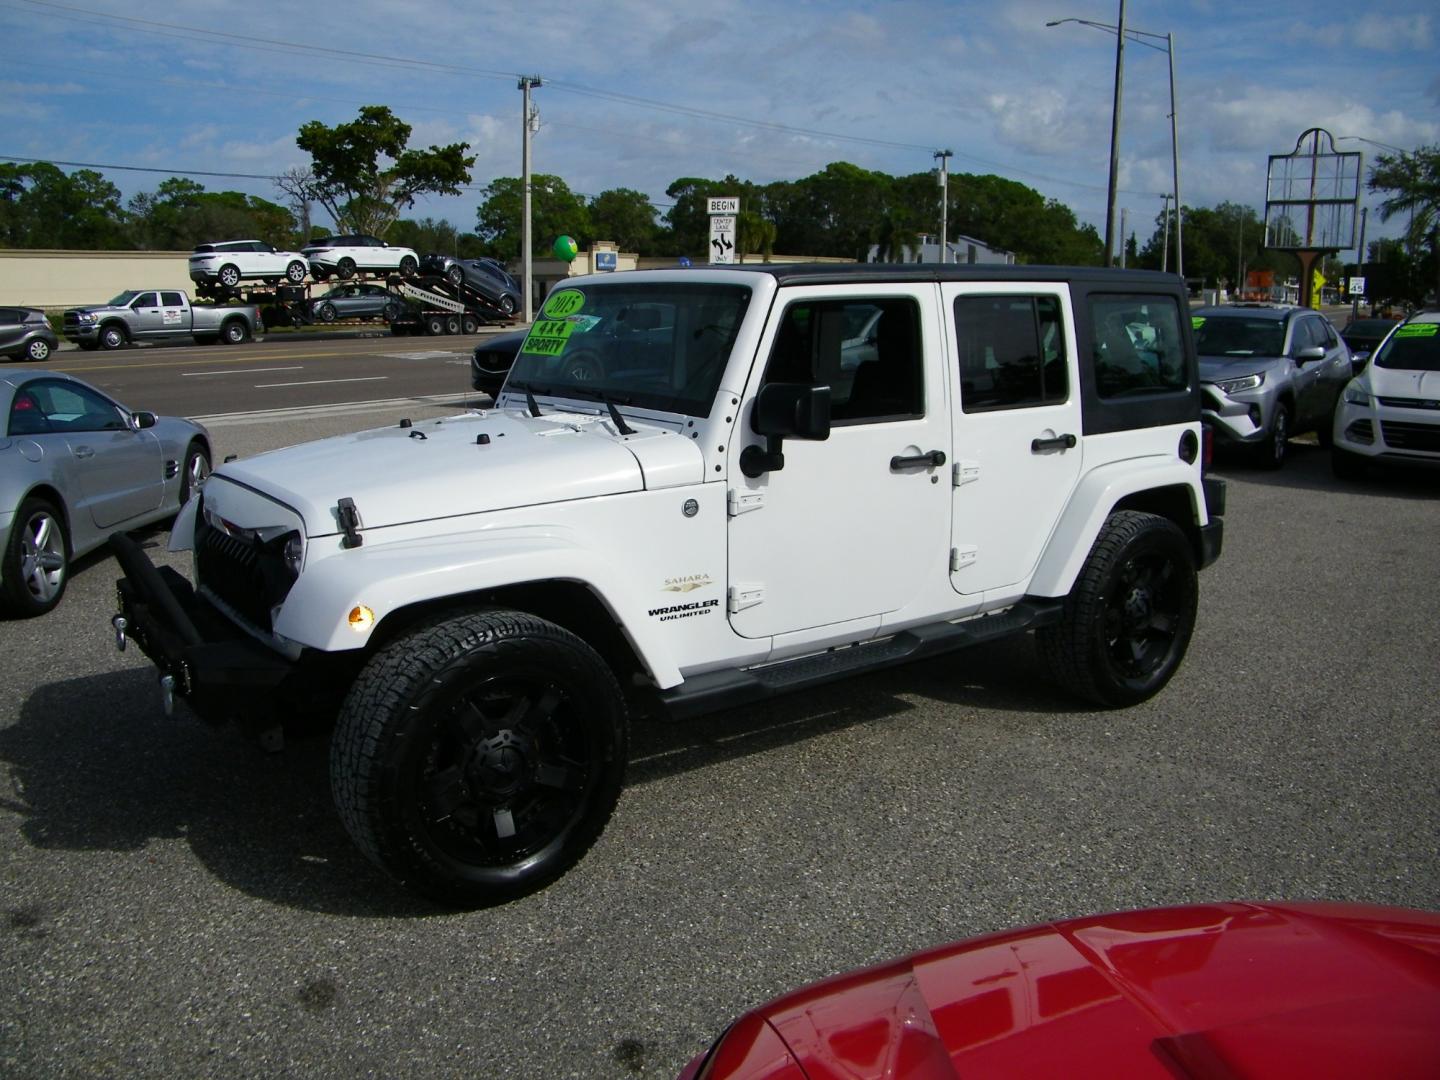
[271,527,683,687]
[1028,457,1206,598]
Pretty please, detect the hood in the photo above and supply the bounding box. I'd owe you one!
[1198,354,1282,381]
[736,903,1440,1079]
[213,408,702,537]
[1367,365,1440,401]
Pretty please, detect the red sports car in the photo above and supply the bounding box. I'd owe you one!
[681,902,1440,1079]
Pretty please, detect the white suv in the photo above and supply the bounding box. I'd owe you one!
[189,240,309,290]
[110,264,1224,907]
[302,234,419,280]
[1332,310,1440,477]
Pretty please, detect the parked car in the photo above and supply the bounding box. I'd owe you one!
[63,290,261,350]
[309,283,401,324]
[189,240,309,291]
[1,368,210,616]
[681,901,1440,1080]
[1339,316,1400,373]
[469,328,526,396]
[303,235,418,281]
[420,254,522,316]
[1332,310,1440,478]
[0,307,59,363]
[1193,304,1352,468]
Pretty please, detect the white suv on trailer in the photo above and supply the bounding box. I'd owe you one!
[189,240,310,290]
[302,234,419,281]
[109,264,1224,907]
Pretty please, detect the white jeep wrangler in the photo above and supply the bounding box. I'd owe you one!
[110,265,1224,906]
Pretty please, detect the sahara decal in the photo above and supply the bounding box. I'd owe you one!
[662,574,713,593]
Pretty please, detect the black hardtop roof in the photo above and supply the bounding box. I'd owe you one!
[1194,304,1297,321]
[694,262,1184,289]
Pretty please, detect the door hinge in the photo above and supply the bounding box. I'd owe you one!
[952,460,980,487]
[728,489,765,517]
[728,583,765,612]
[950,546,978,572]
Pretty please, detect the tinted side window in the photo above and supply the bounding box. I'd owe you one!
[1089,295,1187,398]
[19,379,125,433]
[763,297,924,424]
[159,292,185,306]
[955,295,1067,412]
[131,292,158,308]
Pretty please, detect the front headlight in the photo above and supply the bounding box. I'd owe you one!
[1342,383,1372,407]
[1214,372,1264,395]
[75,312,98,324]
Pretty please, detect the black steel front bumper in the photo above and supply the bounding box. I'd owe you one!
[109,532,298,720]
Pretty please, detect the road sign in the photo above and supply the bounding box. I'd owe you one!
[709,215,736,265]
[1348,276,1366,296]
[707,197,740,215]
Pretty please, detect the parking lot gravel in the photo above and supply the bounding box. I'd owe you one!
[2,420,1437,1078]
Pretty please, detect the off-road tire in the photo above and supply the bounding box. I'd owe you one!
[1,496,69,617]
[330,609,628,907]
[1037,510,1198,708]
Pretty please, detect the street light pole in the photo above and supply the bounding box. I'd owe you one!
[1104,0,1127,266]
[518,75,542,323]
[1166,31,1183,280]
[934,149,953,263]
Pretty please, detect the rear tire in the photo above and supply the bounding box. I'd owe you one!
[285,260,307,284]
[218,264,241,288]
[219,318,250,345]
[399,255,418,277]
[446,265,465,288]
[1037,510,1198,707]
[499,294,517,317]
[318,302,338,323]
[444,314,462,335]
[425,314,446,336]
[329,610,628,906]
[462,314,480,335]
[337,257,356,280]
[1,497,69,617]
[25,338,50,362]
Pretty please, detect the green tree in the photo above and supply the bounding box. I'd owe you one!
[0,162,128,248]
[388,216,485,259]
[1137,202,1284,289]
[1368,145,1440,302]
[588,188,658,253]
[128,177,295,249]
[475,174,591,259]
[296,105,475,236]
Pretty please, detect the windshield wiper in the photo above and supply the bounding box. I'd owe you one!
[506,379,549,417]
[565,386,636,435]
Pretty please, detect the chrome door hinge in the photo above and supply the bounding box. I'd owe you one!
[728,489,765,517]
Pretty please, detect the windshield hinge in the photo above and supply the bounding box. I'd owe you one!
[337,497,364,549]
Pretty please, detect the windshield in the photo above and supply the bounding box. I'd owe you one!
[1193,315,1285,357]
[1374,322,1440,372]
[508,281,751,418]
[108,291,139,306]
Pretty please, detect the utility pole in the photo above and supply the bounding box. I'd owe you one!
[1104,0,1127,266]
[1235,212,1244,300]
[1120,207,1129,267]
[1352,206,1368,321]
[1160,193,1172,272]
[934,149,953,263]
[1166,30,1182,280]
[519,75,542,323]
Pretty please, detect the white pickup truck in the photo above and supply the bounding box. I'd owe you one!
[63,289,262,350]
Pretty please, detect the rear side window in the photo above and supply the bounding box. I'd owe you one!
[954,295,1067,411]
[1089,295,1187,398]
[160,292,184,306]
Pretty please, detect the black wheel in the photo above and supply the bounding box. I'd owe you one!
[1331,446,1368,480]
[462,314,480,335]
[1256,402,1290,470]
[1,497,69,617]
[337,257,356,280]
[382,302,401,324]
[219,318,250,345]
[561,348,602,382]
[285,260,307,284]
[25,338,51,362]
[313,268,330,282]
[446,264,465,288]
[1037,510,1198,708]
[218,264,241,288]
[399,255,418,278]
[98,324,127,350]
[498,294,517,317]
[425,314,446,336]
[318,302,338,323]
[444,314,462,335]
[179,441,210,506]
[330,610,628,906]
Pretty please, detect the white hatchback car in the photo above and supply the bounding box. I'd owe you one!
[189,240,309,290]
[1332,310,1440,478]
[302,234,419,281]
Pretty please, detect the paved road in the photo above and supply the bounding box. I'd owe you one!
[1,405,1438,1077]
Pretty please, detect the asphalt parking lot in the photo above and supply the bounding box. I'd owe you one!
[2,411,1437,1078]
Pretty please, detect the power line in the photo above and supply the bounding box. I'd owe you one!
[0,154,279,181]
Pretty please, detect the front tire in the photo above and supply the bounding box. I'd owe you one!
[336,257,356,280]
[1037,510,1198,707]
[499,294,517,317]
[179,441,210,506]
[330,610,628,906]
[1256,402,1290,470]
[218,264,241,288]
[318,302,338,323]
[446,265,465,288]
[399,255,418,278]
[98,324,127,350]
[285,260,307,284]
[1,497,69,617]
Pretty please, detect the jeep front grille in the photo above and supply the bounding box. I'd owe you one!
[195,519,296,630]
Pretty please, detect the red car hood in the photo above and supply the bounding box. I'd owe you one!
[689,902,1440,1079]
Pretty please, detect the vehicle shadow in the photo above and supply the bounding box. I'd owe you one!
[0,667,433,919]
[1212,440,1440,500]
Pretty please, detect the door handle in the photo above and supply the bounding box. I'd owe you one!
[1031,434,1077,453]
[73,446,95,459]
[890,449,946,470]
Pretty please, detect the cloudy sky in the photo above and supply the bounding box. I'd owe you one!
[3,0,1436,252]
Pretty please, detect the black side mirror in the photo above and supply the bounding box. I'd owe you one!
[741,382,831,478]
[130,411,158,430]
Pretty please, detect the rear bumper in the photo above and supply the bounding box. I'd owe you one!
[1198,476,1225,569]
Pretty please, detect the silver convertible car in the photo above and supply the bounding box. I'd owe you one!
[1,368,211,616]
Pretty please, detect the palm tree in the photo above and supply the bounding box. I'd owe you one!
[737,209,776,263]
[1369,145,1440,303]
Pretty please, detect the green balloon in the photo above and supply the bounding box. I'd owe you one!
[553,235,578,262]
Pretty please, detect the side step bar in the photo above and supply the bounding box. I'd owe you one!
[657,599,1063,721]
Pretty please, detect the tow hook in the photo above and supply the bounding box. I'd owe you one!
[111,614,128,652]
[159,674,175,717]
